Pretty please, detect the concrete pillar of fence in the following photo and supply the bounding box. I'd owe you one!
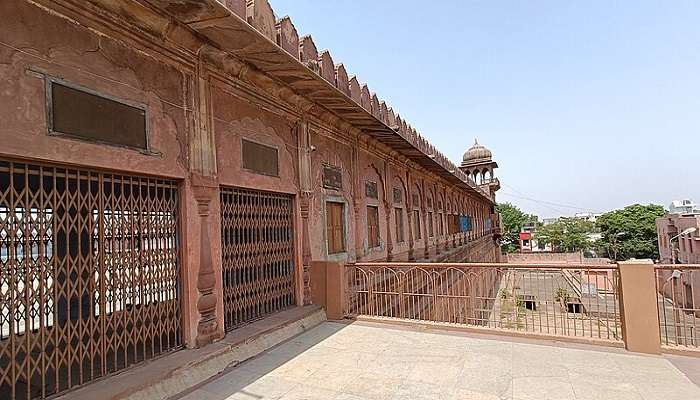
[325,262,346,320]
[618,259,661,354]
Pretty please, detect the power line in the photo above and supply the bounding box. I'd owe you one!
[499,192,567,215]
[500,182,603,214]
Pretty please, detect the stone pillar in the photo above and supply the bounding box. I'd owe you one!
[406,171,415,261]
[191,177,223,347]
[435,184,442,255]
[325,262,346,320]
[187,55,225,347]
[299,193,313,304]
[421,179,429,260]
[351,142,364,261]
[297,118,314,304]
[458,197,465,246]
[383,161,394,261]
[618,260,661,354]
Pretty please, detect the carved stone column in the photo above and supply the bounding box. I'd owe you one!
[299,192,313,304]
[297,118,314,304]
[421,178,429,260]
[459,196,465,246]
[190,55,223,347]
[192,177,220,347]
[351,142,364,261]
[435,183,442,255]
[406,170,415,261]
[383,161,394,261]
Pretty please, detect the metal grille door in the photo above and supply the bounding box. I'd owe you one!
[221,187,295,331]
[0,158,181,400]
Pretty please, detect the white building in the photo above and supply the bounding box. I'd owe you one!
[669,199,700,215]
[574,212,603,223]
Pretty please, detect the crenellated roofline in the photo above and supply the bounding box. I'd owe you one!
[145,0,493,202]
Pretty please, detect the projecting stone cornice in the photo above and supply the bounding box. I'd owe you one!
[75,0,493,202]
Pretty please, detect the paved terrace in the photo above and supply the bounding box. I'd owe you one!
[174,321,700,400]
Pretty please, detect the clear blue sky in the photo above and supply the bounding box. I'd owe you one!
[271,1,700,218]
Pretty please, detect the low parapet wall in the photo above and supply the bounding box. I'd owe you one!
[506,252,584,264]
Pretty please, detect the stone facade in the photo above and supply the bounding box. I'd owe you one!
[657,213,700,264]
[0,2,501,396]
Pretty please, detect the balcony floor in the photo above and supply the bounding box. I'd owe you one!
[174,320,700,400]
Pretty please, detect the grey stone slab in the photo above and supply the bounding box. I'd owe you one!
[172,322,700,400]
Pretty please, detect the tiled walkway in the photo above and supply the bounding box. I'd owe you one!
[174,321,700,400]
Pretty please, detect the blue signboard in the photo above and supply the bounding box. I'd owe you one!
[459,215,471,232]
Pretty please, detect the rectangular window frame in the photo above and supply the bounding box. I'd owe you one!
[241,137,280,177]
[428,211,434,237]
[394,207,405,243]
[413,210,422,240]
[367,205,380,249]
[45,75,153,154]
[326,201,346,255]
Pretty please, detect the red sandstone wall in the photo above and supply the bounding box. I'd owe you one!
[1,0,501,350]
[212,83,298,194]
[0,1,188,179]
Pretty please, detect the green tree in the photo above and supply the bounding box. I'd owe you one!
[535,218,594,253]
[595,204,665,261]
[496,202,537,253]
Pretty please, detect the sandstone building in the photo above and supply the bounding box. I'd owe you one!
[0,1,501,398]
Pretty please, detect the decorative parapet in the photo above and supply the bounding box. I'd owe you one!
[276,16,298,58]
[222,0,491,200]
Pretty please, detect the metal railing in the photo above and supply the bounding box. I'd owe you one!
[346,262,622,342]
[655,265,700,349]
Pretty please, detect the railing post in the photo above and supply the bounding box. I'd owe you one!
[618,260,661,354]
[326,262,346,320]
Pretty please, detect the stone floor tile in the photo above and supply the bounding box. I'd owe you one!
[176,389,222,400]
[173,322,700,400]
[277,384,344,400]
[451,388,509,400]
[457,370,513,399]
[512,376,575,400]
[391,380,455,400]
[202,374,301,400]
[341,374,404,400]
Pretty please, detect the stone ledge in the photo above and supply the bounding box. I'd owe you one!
[58,306,326,400]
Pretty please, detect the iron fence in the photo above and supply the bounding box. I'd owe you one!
[0,158,181,400]
[655,265,700,349]
[346,262,622,342]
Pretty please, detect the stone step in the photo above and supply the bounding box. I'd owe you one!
[59,306,326,400]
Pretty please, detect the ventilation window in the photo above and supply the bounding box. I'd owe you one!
[365,181,378,199]
[242,139,279,177]
[322,164,342,190]
[48,81,148,150]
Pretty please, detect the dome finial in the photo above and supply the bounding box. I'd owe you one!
[462,139,492,163]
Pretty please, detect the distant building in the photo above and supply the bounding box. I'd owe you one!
[519,221,551,252]
[669,199,700,215]
[656,213,700,264]
[574,212,602,223]
[542,217,559,226]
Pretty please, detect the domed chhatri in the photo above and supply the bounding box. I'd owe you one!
[462,139,492,163]
[459,139,499,193]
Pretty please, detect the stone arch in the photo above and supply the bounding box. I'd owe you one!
[392,173,407,205]
[364,162,386,201]
[412,182,422,209]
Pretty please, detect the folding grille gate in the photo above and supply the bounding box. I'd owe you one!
[0,158,181,400]
[220,187,295,331]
